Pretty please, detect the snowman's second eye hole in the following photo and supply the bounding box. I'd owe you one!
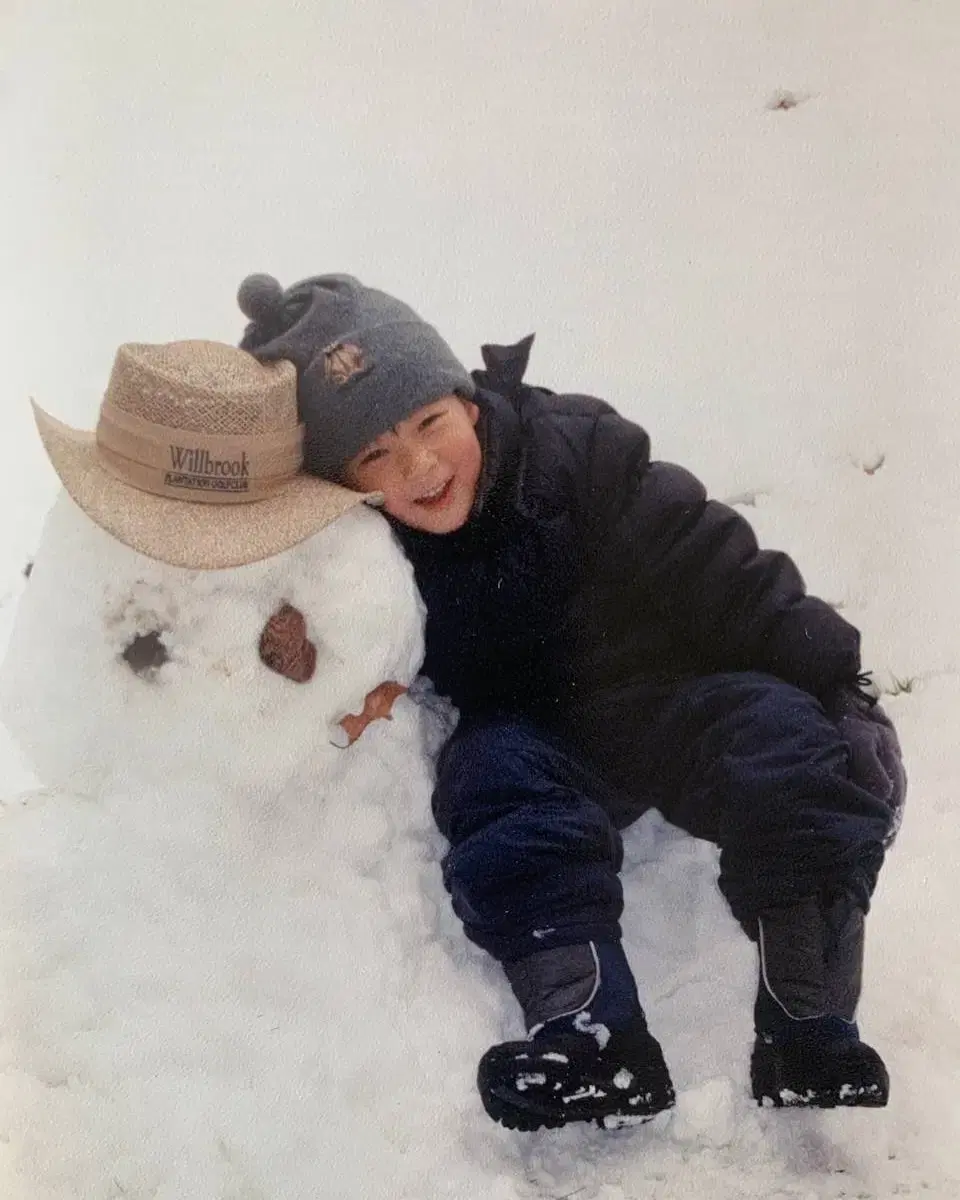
[122,630,169,678]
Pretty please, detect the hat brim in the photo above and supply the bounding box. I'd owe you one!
[31,401,383,570]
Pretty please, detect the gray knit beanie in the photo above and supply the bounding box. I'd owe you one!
[236,273,476,480]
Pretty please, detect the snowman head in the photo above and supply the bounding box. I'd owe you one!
[0,340,424,794]
[1,495,423,795]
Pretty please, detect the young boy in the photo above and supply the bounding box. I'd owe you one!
[237,272,906,1131]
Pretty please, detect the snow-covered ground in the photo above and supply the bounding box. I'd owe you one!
[2,1,959,1197]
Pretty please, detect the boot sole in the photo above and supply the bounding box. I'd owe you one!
[484,1083,672,1131]
[478,1044,675,1132]
[754,1081,888,1109]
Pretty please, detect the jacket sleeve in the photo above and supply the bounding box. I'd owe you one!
[575,406,861,699]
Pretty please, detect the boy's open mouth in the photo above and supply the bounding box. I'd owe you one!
[414,479,454,508]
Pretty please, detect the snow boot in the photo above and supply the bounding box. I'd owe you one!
[478,941,675,1131]
[750,891,889,1108]
[751,1016,888,1108]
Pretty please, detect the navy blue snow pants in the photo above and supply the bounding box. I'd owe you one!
[432,672,894,966]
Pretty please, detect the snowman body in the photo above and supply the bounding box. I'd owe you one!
[0,494,473,1200]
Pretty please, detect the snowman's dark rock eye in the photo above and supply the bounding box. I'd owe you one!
[122,630,169,677]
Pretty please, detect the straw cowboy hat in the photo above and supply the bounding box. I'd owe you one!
[30,340,381,570]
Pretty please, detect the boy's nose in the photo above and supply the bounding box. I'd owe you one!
[398,442,437,478]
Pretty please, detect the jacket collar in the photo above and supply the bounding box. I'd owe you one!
[476,334,536,397]
[469,387,522,520]
[468,334,537,519]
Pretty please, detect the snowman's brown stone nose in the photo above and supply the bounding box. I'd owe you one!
[259,604,317,683]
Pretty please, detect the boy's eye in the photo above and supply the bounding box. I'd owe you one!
[360,448,387,467]
[419,411,445,430]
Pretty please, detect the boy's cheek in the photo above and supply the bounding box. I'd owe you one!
[349,464,401,510]
[377,488,408,519]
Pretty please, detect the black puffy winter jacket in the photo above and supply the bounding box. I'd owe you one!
[392,337,861,736]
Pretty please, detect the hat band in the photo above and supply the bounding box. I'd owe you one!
[96,400,304,505]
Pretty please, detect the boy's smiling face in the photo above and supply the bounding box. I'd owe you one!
[343,395,483,534]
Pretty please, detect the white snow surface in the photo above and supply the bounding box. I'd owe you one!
[2,2,960,1197]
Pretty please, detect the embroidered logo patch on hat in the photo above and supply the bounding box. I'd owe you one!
[323,342,367,387]
[165,445,251,496]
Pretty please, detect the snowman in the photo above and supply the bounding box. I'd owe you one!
[0,339,450,796]
[0,340,473,1200]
